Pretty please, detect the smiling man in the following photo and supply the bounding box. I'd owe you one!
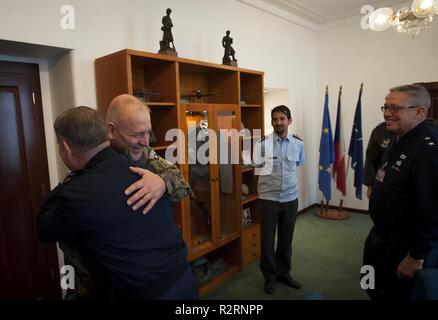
[37,107,198,300]
[254,105,305,294]
[363,84,438,300]
[107,94,192,213]
[59,95,193,299]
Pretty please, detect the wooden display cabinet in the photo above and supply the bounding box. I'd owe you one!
[181,103,241,261]
[95,49,264,294]
[239,70,264,267]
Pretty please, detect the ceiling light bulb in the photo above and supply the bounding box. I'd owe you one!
[369,7,394,31]
[412,0,435,18]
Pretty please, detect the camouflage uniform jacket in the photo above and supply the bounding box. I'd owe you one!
[364,122,394,186]
[143,146,194,201]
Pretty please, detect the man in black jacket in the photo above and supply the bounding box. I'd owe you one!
[37,106,198,299]
[363,84,438,300]
[364,118,438,199]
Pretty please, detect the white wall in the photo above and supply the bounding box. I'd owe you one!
[3,1,437,214]
[318,17,438,210]
[0,0,319,209]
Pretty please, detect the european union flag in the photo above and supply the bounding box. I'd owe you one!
[348,84,364,200]
[318,88,335,201]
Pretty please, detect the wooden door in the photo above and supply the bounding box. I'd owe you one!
[0,61,60,299]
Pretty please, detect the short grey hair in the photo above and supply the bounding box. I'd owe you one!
[54,106,108,152]
[389,84,431,108]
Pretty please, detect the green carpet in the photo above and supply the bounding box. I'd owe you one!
[203,209,373,300]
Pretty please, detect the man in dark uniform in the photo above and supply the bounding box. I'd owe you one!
[364,118,438,199]
[363,84,438,300]
[37,107,198,299]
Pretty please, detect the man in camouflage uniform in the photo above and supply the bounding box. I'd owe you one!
[364,118,438,199]
[363,122,394,199]
[62,94,192,299]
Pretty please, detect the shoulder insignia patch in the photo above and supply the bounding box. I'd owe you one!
[293,134,303,141]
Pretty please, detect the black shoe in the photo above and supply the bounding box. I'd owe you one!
[277,274,302,289]
[264,279,275,294]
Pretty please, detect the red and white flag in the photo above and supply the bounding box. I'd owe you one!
[333,86,346,196]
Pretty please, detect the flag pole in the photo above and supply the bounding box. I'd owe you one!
[320,84,348,220]
[338,86,345,213]
[319,85,329,218]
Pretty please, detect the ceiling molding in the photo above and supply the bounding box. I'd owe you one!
[318,0,412,32]
[237,0,320,32]
[270,0,333,24]
[238,0,410,32]
[318,15,364,32]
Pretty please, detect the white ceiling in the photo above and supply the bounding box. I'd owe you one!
[249,0,407,25]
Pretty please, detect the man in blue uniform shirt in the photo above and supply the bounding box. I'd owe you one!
[37,106,198,299]
[363,84,438,300]
[254,105,305,294]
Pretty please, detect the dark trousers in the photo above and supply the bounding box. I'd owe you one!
[116,263,199,300]
[260,199,298,280]
[363,227,412,300]
[157,264,200,300]
[363,229,438,300]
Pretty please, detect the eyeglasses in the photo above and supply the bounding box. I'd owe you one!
[380,105,419,113]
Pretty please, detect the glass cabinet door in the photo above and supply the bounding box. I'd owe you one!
[184,108,214,253]
[215,107,240,242]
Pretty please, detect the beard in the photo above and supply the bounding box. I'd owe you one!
[274,126,286,134]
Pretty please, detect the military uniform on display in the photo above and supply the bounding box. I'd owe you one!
[61,146,192,299]
[363,120,438,299]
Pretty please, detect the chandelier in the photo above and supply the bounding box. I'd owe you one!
[368,0,438,36]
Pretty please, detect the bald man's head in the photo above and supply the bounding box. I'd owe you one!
[106,94,150,124]
[106,94,151,161]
